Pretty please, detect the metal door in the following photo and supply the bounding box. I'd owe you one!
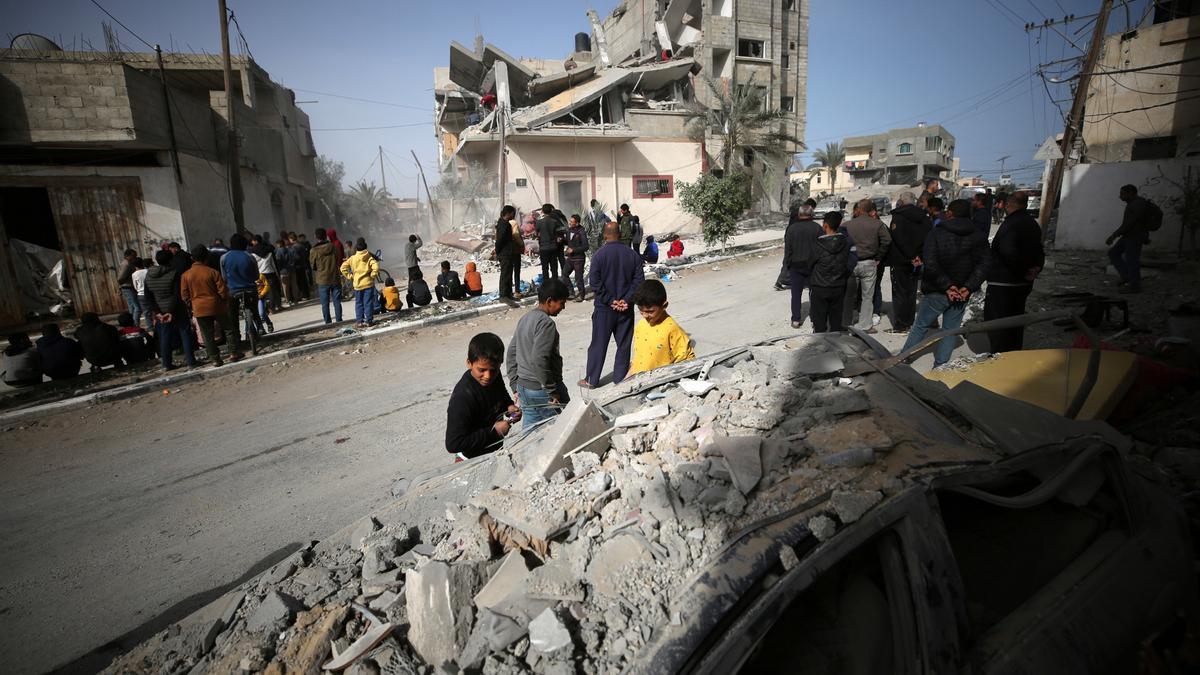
[45,181,148,316]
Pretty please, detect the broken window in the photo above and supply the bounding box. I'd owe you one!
[781,53,790,70]
[1131,136,1177,160]
[736,532,916,673]
[897,142,913,155]
[305,200,315,220]
[783,0,796,9]
[633,176,673,198]
[781,96,795,113]
[737,39,766,59]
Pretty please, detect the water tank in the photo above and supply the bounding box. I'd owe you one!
[10,33,62,51]
[574,32,591,53]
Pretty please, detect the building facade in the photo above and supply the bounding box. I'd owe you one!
[844,124,956,188]
[0,49,318,327]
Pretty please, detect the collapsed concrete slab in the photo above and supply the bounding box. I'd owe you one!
[516,399,611,487]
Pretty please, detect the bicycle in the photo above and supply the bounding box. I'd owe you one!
[234,289,263,356]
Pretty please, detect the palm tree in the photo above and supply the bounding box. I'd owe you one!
[812,142,846,199]
[348,181,389,208]
[685,73,804,178]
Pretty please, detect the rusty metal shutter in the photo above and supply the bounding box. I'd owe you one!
[46,182,148,317]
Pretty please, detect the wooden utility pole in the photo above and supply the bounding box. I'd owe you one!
[378,146,387,193]
[411,150,439,235]
[218,0,246,233]
[154,45,183,184]
[1038,0,1112,227]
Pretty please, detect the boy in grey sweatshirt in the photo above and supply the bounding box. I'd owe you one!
[506,279,571,431]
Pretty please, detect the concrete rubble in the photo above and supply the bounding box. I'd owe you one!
[106,334,946,674]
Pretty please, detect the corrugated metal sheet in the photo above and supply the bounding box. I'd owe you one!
[46,182,148,317]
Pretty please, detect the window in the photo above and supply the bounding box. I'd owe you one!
[781,53,790,70]
[304,200,315,220]
[783,0,795,9]
[781,96,795,113]
[737,39,765,58]
[633,175,673,198]
[814,173,821,184]
[925,136,941,151]
[1131,136,1177,160]
[897,142,913,155]
[515,178,528,187]
[736,85,769,111]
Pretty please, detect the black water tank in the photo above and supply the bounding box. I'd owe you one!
[574,32,591,53]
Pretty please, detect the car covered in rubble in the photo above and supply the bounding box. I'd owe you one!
[109,331,1195,675]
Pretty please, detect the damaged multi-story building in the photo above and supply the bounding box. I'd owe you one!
[434,0,808,236]
[0,41,318,328]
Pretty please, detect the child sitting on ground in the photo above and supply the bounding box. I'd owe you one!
[116,311,156,364]
[629,279,694,376]
[381,278,402,312]
[407,271,433,308]
[667,238,685,258]
[445,332,521,461]
[464,261,484,297]
[436,261,465,302]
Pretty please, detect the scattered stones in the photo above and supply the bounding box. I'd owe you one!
[349,516,380,549]
[528,608,572,654]
[474,550,530,610]
[779,546,800,571]
[808,515,837,541]
[806,417,893,456]
[710,436,764,496]
[614,404,670,428]
[245,591,301,634]
[678,379,716,396]
[830,490,883,524]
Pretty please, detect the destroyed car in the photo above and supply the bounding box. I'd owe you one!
[108,332,1195,675]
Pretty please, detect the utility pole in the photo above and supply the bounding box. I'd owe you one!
[217,0,246,233]
[496,102,507,205]
[1038,0,1112,227]
[154,46,183,184]
[997,155,1010,178]
[411,150,438,236]
[378,146,387,193]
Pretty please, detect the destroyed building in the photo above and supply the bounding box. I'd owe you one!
[0,45,319,327]
[434,0,808,236]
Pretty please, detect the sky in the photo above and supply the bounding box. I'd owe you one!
[3,0,1156,197]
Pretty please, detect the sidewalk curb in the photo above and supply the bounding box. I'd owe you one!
[0,240,783,426]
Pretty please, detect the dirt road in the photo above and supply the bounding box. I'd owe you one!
[0,250,813,674]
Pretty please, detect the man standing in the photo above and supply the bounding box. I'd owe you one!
[221,233,260,360]
[782,204,822,329]
[309,228,342,324]
[181,245,230,367]
[886,191,932,333]
[291,233,311,301]
[403,233,424,280]
[616,204,635,247]
[250,235,282,312]
[900,199,990,368]
[117,248,141,329]
[630,215,644,255]
[984,191,1044,352]
[536,204,562,285]
[1106,184,1151,294]
[507,279,571,430]
[970,192,991,235]
[564,214,589,302]
[582,222,645,388]
[842,198,892,332]
[143,249,197,371]
[495,205,522,301]
[585,199,610,253]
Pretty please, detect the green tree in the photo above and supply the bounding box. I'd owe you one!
[344,181,399,237]
[812,141,846,198]
[675,172,752,251]
[315,155,347,226]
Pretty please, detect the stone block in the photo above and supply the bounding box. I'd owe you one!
[245,591,301,634]
[474,550,530,610]
[528,608,572,654]
[829,490,883,524]
[405,562,457,667]
[515,399,610,487]
[471,488,569,540]
[614,403,669,428]
[586,535,653,598]
[174,590,245,657]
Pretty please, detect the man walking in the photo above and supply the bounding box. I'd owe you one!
[310,228,343,324]
[507,279,571,430]
[1106,184,1152,294]
[782,204,822,329]
[900,199,989,368]
[984,191,1044,352]
[117,248,141,329]
[181,245,230,367]
[842,198,892,332]
[220,233,260,360]
[403,234,423,280]
[582,222,644,388]
[886,191,932,333]
[143,249,196,371]
[495,205,522,301]
[536,204,562,285]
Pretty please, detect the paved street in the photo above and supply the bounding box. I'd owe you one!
[2,249,906,674]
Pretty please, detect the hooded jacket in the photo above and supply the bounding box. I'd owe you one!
[181,261,228,318]
[920,217,990,295]
[309,240,339,285]
[988,209,1045,286]
[143,265,186,316]
[36,333,83,380]
[783,217,822,272]
[74,319,123,367]
[809,232,851,288]
[885,204,932,268]
[465,262,483,292]
[327,229,346,265]
[340,250,380,291]
[3,343,42,385]
[221,249,259,293]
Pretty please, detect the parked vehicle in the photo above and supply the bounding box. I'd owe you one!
[872,196,892,216]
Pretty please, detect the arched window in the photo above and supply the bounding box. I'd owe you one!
[898,142,913,154]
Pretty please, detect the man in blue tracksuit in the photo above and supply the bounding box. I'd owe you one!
[582,222,644,388]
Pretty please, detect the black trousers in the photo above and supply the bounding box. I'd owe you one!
[566,257,586,297]
[540,249,560,284]
[499,256,520,297]
[810,285,846,333]
[983,284,1032,352]
[890,266,921,330]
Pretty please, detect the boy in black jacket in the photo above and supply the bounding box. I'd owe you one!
[445,333,522,461]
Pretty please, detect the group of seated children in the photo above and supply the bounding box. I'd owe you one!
[380,260,485,313]
[445,278,691,461]
[2,312,156,387]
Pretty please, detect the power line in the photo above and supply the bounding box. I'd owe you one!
[88,0,154,49]
[1077,55,1200,78]
[1085,92,1200,119]
[291,88,430,113]
[312,122,432,131]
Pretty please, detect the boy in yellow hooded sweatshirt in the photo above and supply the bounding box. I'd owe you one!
[340,240,380,327]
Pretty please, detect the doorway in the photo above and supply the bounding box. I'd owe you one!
[271,189,286,237]
[557,180,583,215]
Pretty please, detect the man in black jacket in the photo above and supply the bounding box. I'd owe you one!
[782,204,822,329]
[899,199,989,367]
[74,312,124,370]
[809,213,852,333]
[495,205,522,302]
[1105,184,1150,294]
[536,203,563,286]
[144,249,197,370]
[984,191,1044,352]
[446,332,520,460]
[886,192,932,332]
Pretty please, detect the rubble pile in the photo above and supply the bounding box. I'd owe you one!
[108,336,937,675]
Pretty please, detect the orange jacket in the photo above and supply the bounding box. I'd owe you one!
[464,261,483,292]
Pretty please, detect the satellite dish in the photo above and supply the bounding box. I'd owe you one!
[10,33,62,51]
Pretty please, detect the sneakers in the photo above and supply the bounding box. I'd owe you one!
[791,320,802,329]
[872,314,882,326]
[774,283,786,291]
[265,320,275,333]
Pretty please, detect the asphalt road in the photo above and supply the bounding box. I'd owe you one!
[3,249,914,674]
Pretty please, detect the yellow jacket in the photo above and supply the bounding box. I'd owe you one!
[630,315,694,375]
[340,250,380,291]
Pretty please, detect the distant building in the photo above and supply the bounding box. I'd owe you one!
[843,124,957,188]
[434,0,808,234]
[0,48,318,326]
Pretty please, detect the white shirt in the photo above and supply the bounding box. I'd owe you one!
[131,268,148,295]
[253,252,277,275]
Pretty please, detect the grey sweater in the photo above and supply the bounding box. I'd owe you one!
[506,308,562,392]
